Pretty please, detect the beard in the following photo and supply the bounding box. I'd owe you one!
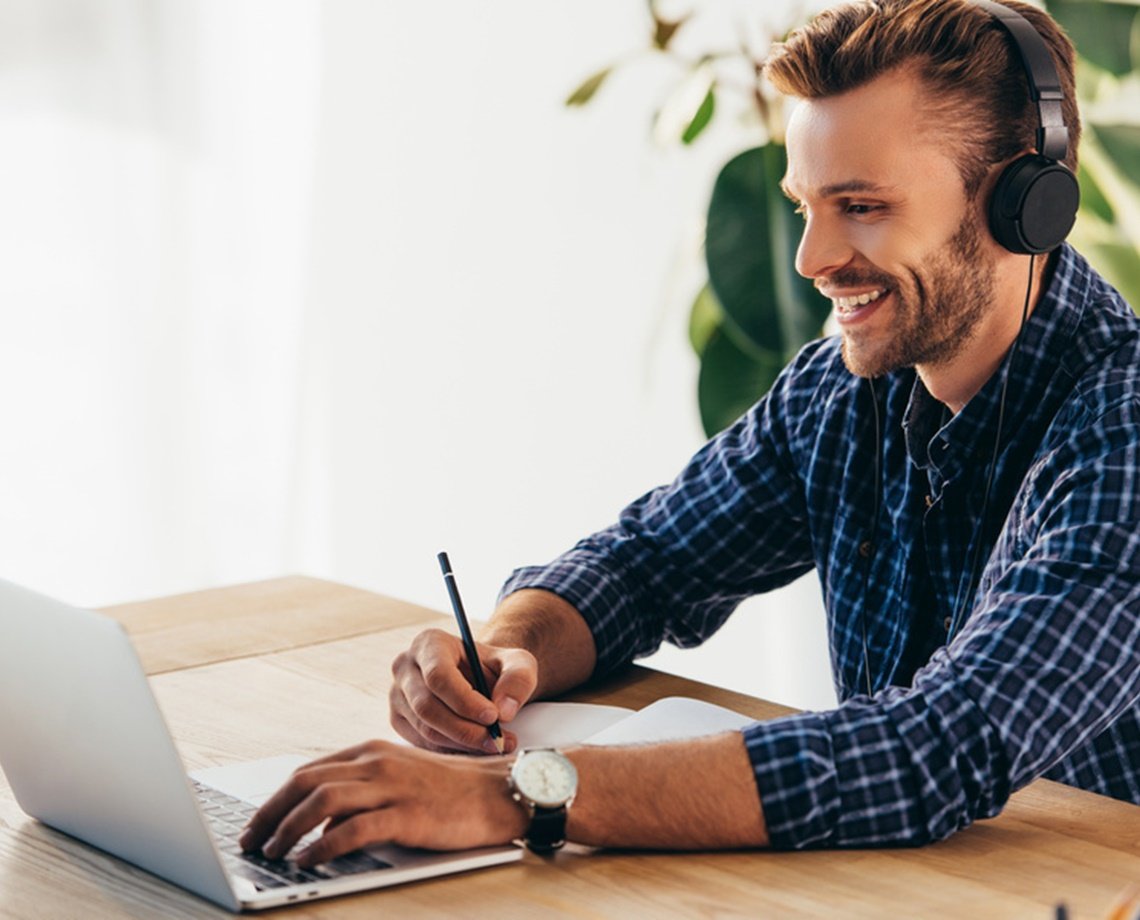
[836,215,997,379]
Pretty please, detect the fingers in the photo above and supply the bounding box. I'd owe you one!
[265,780,380,861]
[415,629,499,722]
[238,768,315,855]
[295,811,393,868]
[389,678,497,753]
[485,646,538,723]
[240,745,392,858]
[389,629,536,753]
[391,710,518,755]
[240,741,521,866]
[393,630,492,744]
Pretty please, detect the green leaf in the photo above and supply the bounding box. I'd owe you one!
[697,326,784,436]
[688,283,722,356]
[1045,0,1140,76]
[705,145,830,356]
[565,67,613,107]
[761,145,833,347]
[653,66,714,145]
[681,89,715,145]
[1076,160,1115,224]
[1081,240,1140,312]
[1090,122,1140,197]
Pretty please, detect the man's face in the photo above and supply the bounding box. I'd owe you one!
[782,67,998,379]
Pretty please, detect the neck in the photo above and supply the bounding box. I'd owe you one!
[917,252,1049,414]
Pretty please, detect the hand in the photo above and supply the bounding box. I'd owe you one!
[238,741,526,867]
[389,627,538,754]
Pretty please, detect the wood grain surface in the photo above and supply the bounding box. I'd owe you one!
[1,577,1137,919]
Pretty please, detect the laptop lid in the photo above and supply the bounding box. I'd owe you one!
[0,579,523,912]
[0,578,240,911]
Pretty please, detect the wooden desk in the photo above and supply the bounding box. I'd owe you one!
[1,577,1137,918]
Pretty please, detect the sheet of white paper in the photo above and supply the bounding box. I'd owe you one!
[508,701,633,748]
[192,698,754,804]
[583,696,753,746]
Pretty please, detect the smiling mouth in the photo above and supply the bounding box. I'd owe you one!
[831,288,887,315]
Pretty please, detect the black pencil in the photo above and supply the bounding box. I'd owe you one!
[436,551,505,754]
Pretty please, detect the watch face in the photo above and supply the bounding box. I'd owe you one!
[512,749,578,809]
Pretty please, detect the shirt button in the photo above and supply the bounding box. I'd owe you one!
[859,541,873,558]
[943,616,952,631]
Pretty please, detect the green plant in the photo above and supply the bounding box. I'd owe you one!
[568,0,1140,436]
[1046,0,1140,309]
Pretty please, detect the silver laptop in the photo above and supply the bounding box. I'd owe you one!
[0,578,522,911]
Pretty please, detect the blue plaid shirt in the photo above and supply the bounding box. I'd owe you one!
[501,244,1140,848]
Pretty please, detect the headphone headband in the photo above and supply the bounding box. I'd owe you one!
[968,0,1079,253]
[971,0,1069,161]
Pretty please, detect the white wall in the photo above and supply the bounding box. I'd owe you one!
[0,0,836,711]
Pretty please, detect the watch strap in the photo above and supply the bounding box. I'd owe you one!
[526,804,568,854]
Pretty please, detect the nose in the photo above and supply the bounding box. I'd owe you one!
[794,214,852,280]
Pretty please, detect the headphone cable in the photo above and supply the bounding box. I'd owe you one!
[946,252,1037,640]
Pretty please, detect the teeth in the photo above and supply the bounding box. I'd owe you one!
[833,289,885,312]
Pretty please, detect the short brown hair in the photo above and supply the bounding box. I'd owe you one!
[764,0,1081,199]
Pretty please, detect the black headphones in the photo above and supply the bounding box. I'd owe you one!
[974,0,1080,254]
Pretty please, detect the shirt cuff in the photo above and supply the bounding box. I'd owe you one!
[742,712,840,849]
[498,558,647,678]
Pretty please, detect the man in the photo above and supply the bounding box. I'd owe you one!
[242,0,1140,864]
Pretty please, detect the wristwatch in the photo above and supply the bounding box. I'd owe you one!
[507,748,578,854]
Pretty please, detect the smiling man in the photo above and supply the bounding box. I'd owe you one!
[784,73,1006,399]
[242,0,1140,863]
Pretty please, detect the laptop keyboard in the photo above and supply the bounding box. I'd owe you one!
[193,780,393,891]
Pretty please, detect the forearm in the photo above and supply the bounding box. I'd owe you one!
[564,732,769,849]
[480,588,597,700]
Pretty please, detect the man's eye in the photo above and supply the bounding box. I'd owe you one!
[846,203,880,215]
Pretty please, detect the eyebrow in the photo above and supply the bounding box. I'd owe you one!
[779,178,900,201]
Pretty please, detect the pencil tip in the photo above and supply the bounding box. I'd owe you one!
[494,736,505,755]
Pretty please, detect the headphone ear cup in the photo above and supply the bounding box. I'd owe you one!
[988,155,1081,255]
